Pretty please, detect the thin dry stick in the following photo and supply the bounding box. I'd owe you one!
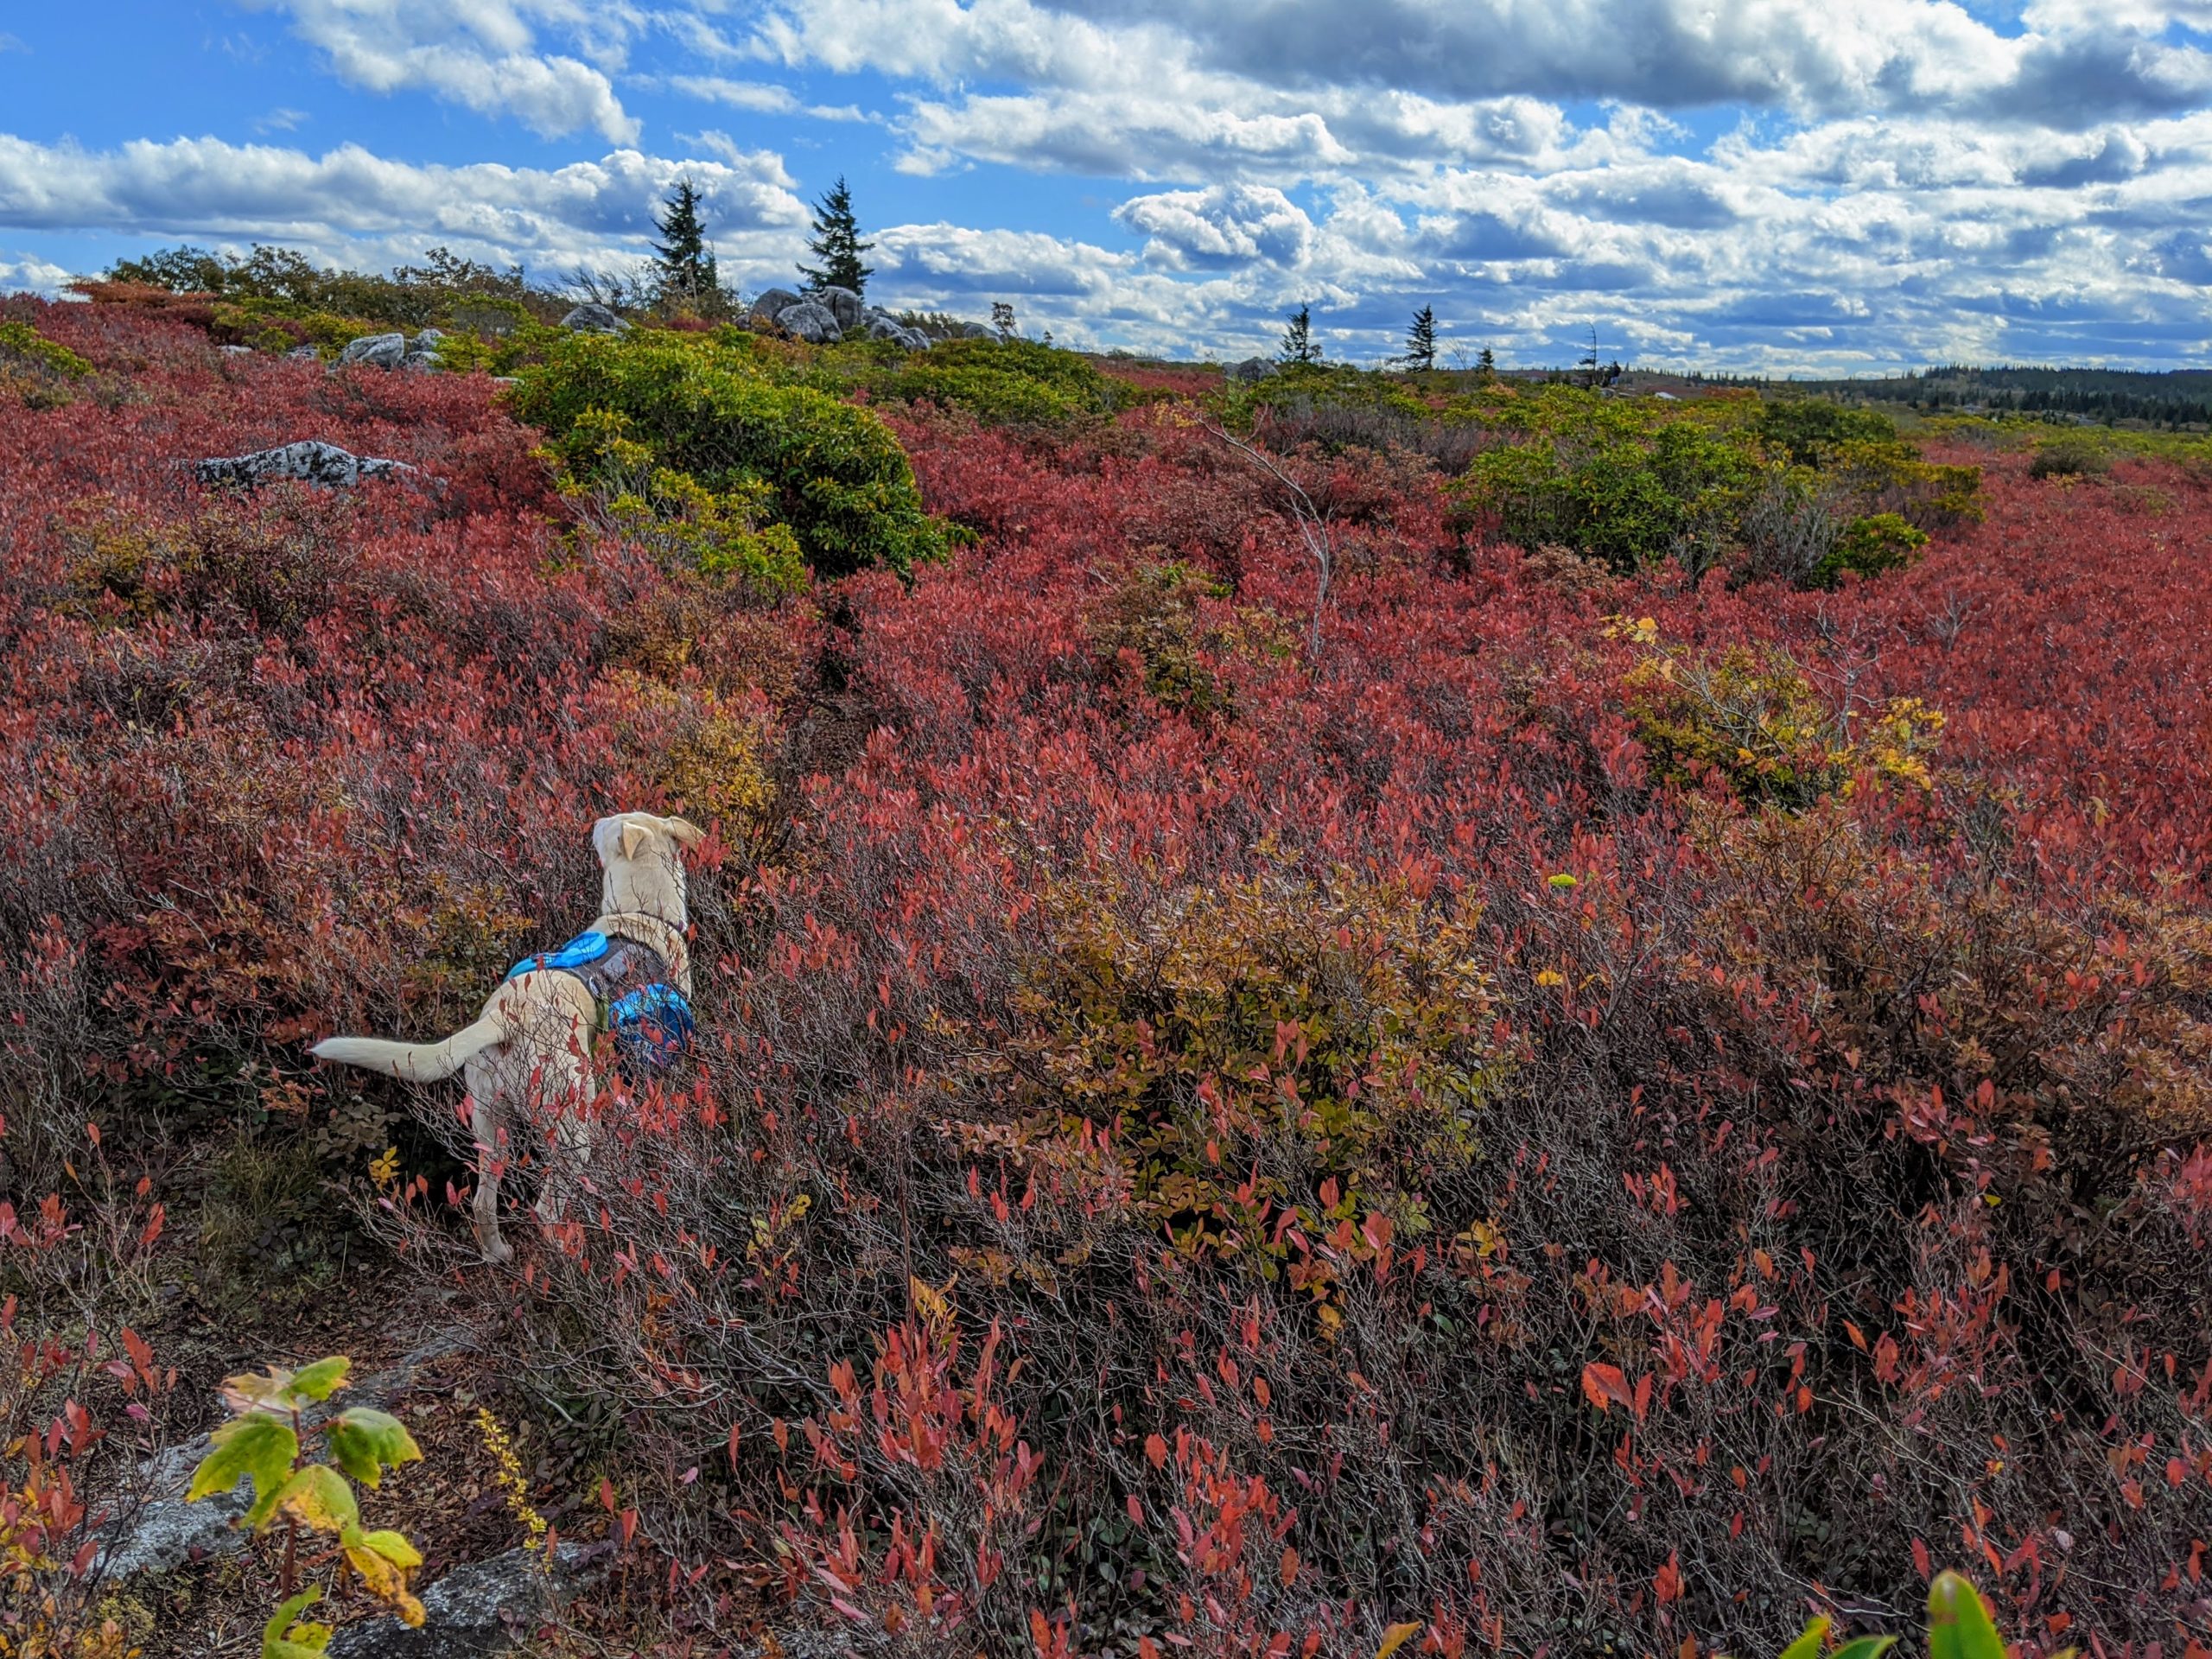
[1197,416,1335,661]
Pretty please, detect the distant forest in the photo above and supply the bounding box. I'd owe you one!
[1704,365,2212,429]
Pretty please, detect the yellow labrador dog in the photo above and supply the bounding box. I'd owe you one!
[313,811,702,1262]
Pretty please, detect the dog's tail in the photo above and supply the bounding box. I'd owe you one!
[311,1014,505,1083]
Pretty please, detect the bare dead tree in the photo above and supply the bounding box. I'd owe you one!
[1195,416,1336,662]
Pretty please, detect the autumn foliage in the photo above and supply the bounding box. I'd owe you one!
[3,292,2212,1656]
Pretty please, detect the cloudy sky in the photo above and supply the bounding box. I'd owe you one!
[3,1,2209,370]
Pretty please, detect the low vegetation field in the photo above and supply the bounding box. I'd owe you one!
[4,291,2211,1658]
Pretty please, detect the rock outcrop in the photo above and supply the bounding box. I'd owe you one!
[337,333,407,370]
[325,1544,601,1658]
[748,288,802,326]
[813,285,866,331]
[778,301,842,344]
[193,441,416,490]
[557,302,629,334]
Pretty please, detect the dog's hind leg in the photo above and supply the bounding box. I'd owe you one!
[532,1031,596,1232]
[464,1054,514,1264]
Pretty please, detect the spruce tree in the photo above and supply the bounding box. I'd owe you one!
[652,177,719,308]
[1280,303,1319,364]
[1401,304,1437,372]
[800,176,874,296]
[1477,346,1496,379]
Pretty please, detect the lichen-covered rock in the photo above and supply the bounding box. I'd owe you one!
[558,302,629,334]
[779,301,842,344]
[338,333,407,370]
[957,321,995,339]
[749,287,802,325]
[286,344,322,362]
[813,285,865,329]
[325,1543,600,1658]
[194,441,416,489]
[96,1435,251,1579]
[1227,356,1279,383]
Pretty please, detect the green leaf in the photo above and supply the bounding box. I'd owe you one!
[1928,1572,2005,1659]
[188,1414,299,1526]
[274,1463,360,1535]
[260,1587,332,1659]
[1777,1618,1831,1659]
[288,1357,353,1403]
[325,1408,423,1488]
[358,1528,424,1569]
[1832,1639,1899,1659]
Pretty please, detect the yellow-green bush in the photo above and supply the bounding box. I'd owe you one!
[1614,616,1944,804]
[1015,865,1499,1265]
[511,328,950,580]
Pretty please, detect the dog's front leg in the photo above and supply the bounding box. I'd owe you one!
[466,1080,514,1265]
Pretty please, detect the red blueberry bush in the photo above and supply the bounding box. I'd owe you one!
[4,294,2212,1656]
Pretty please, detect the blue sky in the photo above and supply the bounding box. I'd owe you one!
[3,0,2209,371]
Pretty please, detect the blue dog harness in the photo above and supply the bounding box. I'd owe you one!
[505,931,696,1080]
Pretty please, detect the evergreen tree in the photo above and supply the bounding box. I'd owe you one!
[1280,303,1320,364]
[652,177,719,308]
[1400,304,1436,372]
[1477,346,1497,379]
[800,176,874,296]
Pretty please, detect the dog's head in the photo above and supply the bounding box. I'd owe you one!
[592,812,705,926]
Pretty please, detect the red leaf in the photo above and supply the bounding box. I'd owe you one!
[1582,1362,1635,1414]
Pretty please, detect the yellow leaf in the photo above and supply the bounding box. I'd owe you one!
[276,1465,360,1535]
[1376,1621,1425,1659]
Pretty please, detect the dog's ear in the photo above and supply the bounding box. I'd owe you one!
[662,816,706,850]
[619,819,652,861]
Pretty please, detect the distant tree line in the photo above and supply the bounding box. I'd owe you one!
[1792,365,2212,429]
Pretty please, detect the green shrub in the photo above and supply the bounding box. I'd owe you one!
[510,328,950,580]
[881,335,1121,426]
[186,1356,428,1646]
[1455,385,1980,582]
[1815,510,1929,586]
[0,320,92,381]
[1756,397,1900,466]
[2028,434,2111,479]
[792,334,1122,429]
[1459,386,1762,573]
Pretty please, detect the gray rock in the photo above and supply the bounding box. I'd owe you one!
[411,327,447,346]
[778,301,842,344]
[957,321,995,339]
[1227,356,1279,383]
[749,287,802,325]
[97,1434,251,1579]
[558,302,629,334]
[326,1543,599,1658]
[338,333,408,370]
[864,316,929,351]
[287,344,323,362]
[812,285,865,329]
[220,344,253,357]
[194,441,416,490]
